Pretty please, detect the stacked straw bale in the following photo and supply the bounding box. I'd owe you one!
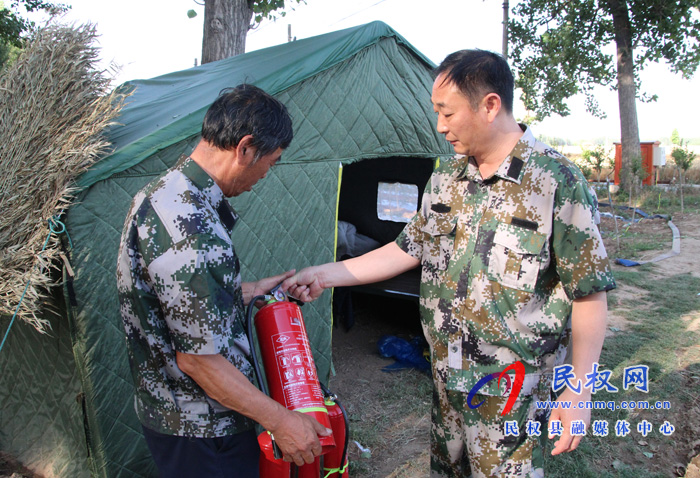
[0,23,126,332]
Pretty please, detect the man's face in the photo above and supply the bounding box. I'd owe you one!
[226,146,283,197]
[431,73,484,156]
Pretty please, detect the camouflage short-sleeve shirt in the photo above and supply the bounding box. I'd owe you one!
[117,156,255,437]
[397,126,616,396]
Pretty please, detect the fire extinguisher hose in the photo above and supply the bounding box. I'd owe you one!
[245,294,284,459]
[245,294,270,397]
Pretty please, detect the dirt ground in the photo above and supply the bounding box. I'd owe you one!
[0,453,40,478]
[330,295,431,477]
[2,213,699,478]
[599,211,700,334]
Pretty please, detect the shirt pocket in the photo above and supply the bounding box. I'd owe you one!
[487,222,547,293]
[420,213,457,272]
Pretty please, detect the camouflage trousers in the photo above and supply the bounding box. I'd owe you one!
[430,379,550,478]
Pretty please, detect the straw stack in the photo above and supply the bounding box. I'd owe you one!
[0,23,126,333]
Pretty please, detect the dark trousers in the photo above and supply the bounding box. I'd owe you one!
[142,426,260,478]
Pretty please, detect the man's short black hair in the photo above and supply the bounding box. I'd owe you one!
[435,50,514,114]
[201,84,293,161]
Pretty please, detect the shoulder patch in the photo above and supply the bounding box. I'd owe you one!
[507,157,524,179]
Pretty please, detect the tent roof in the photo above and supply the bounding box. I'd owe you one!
[78,21,434,189]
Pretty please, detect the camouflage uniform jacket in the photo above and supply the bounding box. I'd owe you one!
[117,156,255,437]
[396,126,616,396]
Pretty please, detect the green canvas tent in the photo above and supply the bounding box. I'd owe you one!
[0,21,451,477]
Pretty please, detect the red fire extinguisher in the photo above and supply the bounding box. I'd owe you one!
[246,291,350,477]
[258,431,291,477]
[321,390,350,478]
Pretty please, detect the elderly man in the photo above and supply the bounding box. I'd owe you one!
[117,84,330,478]
[284,51,616,477]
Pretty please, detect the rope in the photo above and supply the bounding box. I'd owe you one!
[323,462,349,478]
[48,215,72,249]
[0,216,70,353]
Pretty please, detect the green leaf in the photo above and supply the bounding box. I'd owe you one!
[509,0,700,121]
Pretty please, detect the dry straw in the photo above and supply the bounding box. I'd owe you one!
[0,22,126,333]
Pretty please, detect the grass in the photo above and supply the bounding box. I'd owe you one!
[595,186,700,260]
[607,227,668,260]
[347,369,432,476]
[598,184,700,217]
[545,269,700,477]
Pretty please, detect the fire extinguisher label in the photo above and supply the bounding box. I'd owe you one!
[270,330,324,410]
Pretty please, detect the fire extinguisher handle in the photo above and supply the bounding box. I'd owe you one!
[270,283,304,306]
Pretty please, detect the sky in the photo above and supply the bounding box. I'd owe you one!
[31,0,700,143]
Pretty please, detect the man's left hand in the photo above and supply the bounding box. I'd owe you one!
[243,269,296,305]
[548,388,591,455]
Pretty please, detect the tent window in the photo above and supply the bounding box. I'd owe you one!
[377,182,419,223]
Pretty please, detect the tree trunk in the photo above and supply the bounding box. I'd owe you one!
[502,0,509,60]
[202,0,253,64]
[607,0,642,193]
[680,169,685,213]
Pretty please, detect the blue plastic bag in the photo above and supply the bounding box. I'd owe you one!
[377,335,430,374]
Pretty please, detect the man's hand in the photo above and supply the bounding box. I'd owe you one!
[282,243,419,302]
[548,291,608,455]
[268,409,332,466]
[242,269,296,305]
[282,267,325,303]
[548,388,591,455]
[176,352,331,466]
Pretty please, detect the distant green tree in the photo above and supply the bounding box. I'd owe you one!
[0,0,68,69]
[582,145,613,182]
[509,1,700,193]
[671,140,697,212]
[0,33,17,68]
[1,0,68,45]
[670,128,681,146]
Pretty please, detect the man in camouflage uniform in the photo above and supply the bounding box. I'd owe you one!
[117,84,330,478]
[283,51,615,477]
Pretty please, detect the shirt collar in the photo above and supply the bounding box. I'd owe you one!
[456,124,535,184]
[176,156,239,231]
[493,124,535,184]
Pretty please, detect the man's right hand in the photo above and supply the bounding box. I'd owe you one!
[282,243,420,303]
[282,266,325,302]
[268,409,332,466]
[175,352,331,466]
